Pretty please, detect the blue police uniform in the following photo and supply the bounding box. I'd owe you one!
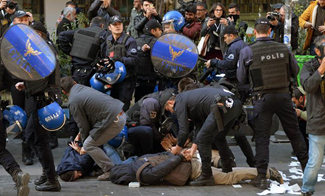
[210,37,247,81]
[237,37,308,179]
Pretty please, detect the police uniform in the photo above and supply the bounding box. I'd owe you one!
[22,22,61,191]
[210,26,247,83]
[237,19,308,183]
[57,25,105,86]
[134,19,161,102]
[174,87,242,185]
[101,31,138,111]
[126,88,176,154]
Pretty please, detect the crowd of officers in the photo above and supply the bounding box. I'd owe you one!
[0,0,324,196]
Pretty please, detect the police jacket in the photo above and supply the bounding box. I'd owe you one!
[300,58,325,135]
[272,14,299,50]
[101,32,138,78]
[200,17,226,54]
[134,12,162,36]
[126,88,176,124]
[175,87,233,147]
[57,26,105,68]
[57,146,94,176]
[87,0,121,27]
[136,32,158,80]
[210,37,247,80]
[68,84,124,141]
[57,17,72,36]
[237,37,299,92]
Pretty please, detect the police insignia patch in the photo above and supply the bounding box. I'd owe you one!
[150,111,157,119]
[228,54,234,60]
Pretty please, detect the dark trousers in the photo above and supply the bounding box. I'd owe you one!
[134,79,156,102]
[128,126,154,156]
[111,77,136,111]
[24,96,56,180]
[0,114,21,176]
[253,93,308,176]
[196,99,242,176]
[234,130,255,167]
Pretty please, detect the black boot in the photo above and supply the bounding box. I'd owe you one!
[250,174,269,189]
[190,146,214,186]
[221,158,235,173]
[189,174,215,186]
[34,172,47,185]
[12,170,30,196]
[22,142,33,166]
[35,178,61,192]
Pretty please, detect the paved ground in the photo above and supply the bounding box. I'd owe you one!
[1,136,325,196]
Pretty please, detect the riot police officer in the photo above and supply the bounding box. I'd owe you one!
[15,22,61,192]
[237,18,308,189]
[134,19,162,102]
[169,87,242,186]
[101,15,138,111]
[58,16,106,86]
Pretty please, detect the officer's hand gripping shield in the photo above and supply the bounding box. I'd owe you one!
[0,24,56,81]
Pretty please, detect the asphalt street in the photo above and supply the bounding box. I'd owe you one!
[1,135,325,196]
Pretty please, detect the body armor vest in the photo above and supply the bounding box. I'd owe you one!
[70,26,103,61]
[106,34,130,59]
[249,41,290,92]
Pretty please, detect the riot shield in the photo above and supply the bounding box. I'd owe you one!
[151,33,198,78]
[0,24,56,81]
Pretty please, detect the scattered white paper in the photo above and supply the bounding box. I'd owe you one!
[289,167,303,175]
[256,181,302,195]
[289,161,300,167]
[291,157,298,161]
[317,174,325,182]
[257,190,270,195]
[232,184,242,188]
[288,175,303,180]
[289,184,301,192]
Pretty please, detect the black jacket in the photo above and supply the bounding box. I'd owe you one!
[57,17,72,36]
[110,152,182,185]
[175,87,233,147]
[134,12,162,36]
[87,0,120,27]
[272,14,299,50]
[135,32,158,80]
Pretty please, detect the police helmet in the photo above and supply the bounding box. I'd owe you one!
[3,105,27,132]
[90,61,127,92]
[38,102,66,131]
[90,73,106,93]
[162,10,185,32]
[108,126,128,148]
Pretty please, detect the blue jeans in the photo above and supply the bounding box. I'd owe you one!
[302,134,325,193]
[102,144,136,165]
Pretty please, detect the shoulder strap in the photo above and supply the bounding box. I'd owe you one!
[122,34,130,45]
[136,162,151,185]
